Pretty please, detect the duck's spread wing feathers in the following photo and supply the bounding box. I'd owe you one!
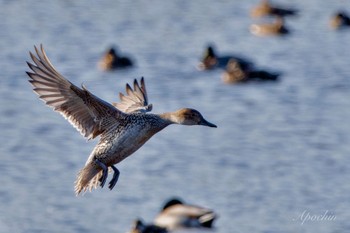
[113,77,153,113]
[26,44,125,140]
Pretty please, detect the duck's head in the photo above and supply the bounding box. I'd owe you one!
[197,45,218,70]
[173,108,217,128]
[205,46,216,58]
[107,47,116,56]
[130,219,145,233]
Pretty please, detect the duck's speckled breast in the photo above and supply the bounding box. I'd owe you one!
[90,113,169,166]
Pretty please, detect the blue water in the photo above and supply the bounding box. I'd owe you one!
[1,1,350,232]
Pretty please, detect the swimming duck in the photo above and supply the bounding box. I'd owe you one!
[129,219,168,233]
[26,45,217,195]
[198,45,254,71]
[98,46,133,70]
[153,198,217,230]
[250,0,298,18]
[330,11,350,29]
[250,17,289,36]
[222,59,279,84]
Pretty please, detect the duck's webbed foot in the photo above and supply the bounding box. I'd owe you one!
[96,159,108,188]
[108,165,120,190]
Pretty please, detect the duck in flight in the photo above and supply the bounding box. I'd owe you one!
[26,45,217,195]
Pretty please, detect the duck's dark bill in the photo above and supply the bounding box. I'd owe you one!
[201,119,217,128]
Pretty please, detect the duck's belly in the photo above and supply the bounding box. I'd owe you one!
[92,125,158,166]
[109,133,151,165]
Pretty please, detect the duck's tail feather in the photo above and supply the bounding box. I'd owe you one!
[199,212,217,228]
[74,162,103,196]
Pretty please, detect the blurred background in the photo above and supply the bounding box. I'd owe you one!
[1,0,350,232]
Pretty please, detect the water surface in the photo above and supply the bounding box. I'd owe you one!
[1,1,350,233]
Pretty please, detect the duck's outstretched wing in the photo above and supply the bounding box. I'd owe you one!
[26,44,126,140]
[113,77,153,113]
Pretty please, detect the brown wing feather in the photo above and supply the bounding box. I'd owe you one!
[26,44,125,139]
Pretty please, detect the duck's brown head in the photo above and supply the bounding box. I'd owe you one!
[174,108,217,128]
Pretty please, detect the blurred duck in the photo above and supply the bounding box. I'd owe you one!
[330,11,350,29]
[222,59,279,84]
[198,45,254,71]
[153,198,217,231]
[250,17,289,36]
[250,0,298,18]
[98,46,133,71]
[129,219,167,233]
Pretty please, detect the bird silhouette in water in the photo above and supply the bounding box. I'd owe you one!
[198,45,254,71]
[250,17,289,36]
[250,0,298,18]
[222,59,280,84]
[26,45,217,195]
[153,198,218,230]
[98,46,133,71]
